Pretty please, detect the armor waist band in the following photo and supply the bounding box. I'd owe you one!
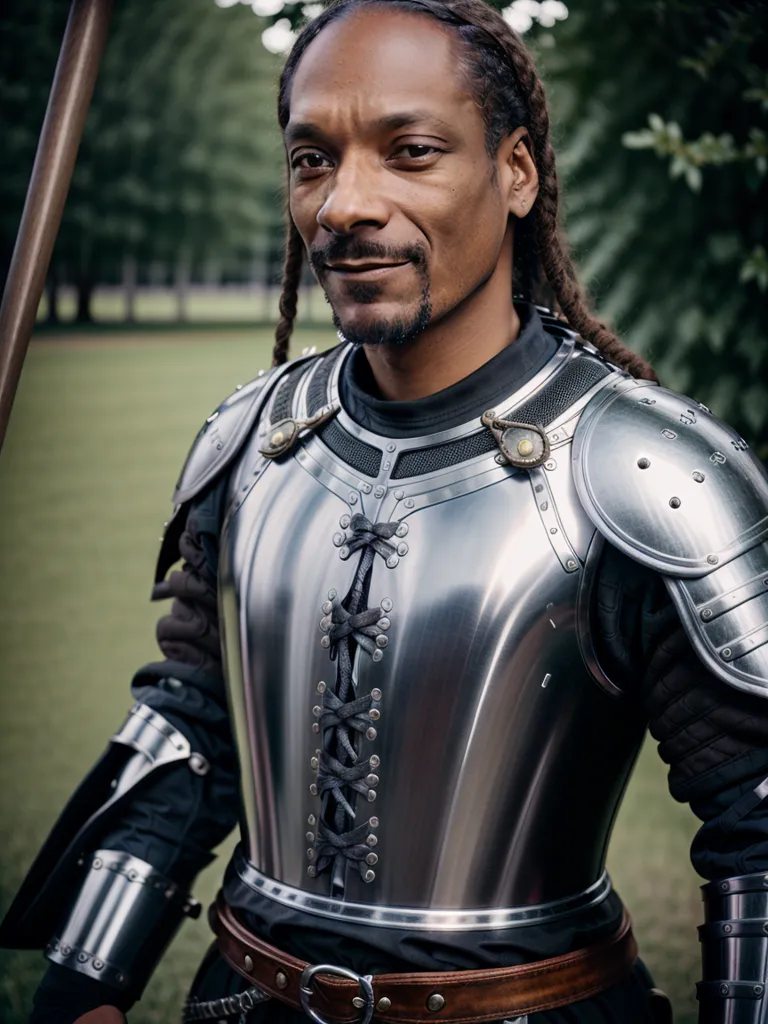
[232,848,612,931]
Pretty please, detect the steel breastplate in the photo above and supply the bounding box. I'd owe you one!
[219,331,647,919]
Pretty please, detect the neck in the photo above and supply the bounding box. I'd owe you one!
[361,229,518,402]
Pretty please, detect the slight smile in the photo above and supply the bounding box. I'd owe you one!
[325,261,411,280]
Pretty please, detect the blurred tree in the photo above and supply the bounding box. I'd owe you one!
[0,0,287,321]
[533,0,768,452]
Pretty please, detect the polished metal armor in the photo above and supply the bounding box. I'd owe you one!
[215,325,648,920]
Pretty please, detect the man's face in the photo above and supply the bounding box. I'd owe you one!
[285,7,514,347]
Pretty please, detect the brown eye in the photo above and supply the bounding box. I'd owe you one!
[291,151,332,175]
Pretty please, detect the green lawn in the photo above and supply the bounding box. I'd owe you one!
[0,328,702,1023]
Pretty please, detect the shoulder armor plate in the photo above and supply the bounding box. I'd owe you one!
[572,378,768,696]
[173,359,301,506]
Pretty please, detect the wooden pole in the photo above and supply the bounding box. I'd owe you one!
[0,0,113,453]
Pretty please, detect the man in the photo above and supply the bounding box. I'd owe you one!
[3,1,768,1022]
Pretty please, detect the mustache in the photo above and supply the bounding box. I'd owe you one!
[308,237,427,275]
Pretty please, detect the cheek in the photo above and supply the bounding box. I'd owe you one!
[422,174,507,292]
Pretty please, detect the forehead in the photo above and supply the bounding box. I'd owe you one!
[287,7,477,133]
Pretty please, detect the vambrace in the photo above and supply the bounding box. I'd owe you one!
[46,850,200,994]
[699,873,768,1022]
[0,702,201,950]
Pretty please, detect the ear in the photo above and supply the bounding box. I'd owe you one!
[496,127,539,219]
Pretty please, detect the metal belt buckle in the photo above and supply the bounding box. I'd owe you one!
[299,963,375,1024]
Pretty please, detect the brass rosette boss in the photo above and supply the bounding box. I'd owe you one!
[259,403,339,459]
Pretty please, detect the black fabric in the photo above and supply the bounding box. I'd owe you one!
[30,963,130,1024]
[316,418,383,477]
[339,303,557,438]
[187,943,660,1024]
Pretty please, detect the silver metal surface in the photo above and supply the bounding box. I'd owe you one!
[46,850,199,992]
[233,850,612,930]
[110,702,194,796]
[698,872,768,1022]
[218,341,645,912]
[572,379,768,696]
[300,964,374,1024]
[572,380,768,577]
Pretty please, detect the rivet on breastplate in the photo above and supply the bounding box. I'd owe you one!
[306,831,315,842]
[386,555,399,569]
[317,681,327,693]
[377,617,390,630]
[340,515,351,529]
[370,754,381,768]
[309,783,318,795]
[371,688,382,700]
[366,727,377,740]
[320,636,331,649]
[544,459,557,471]
[367,834,378,847]
[312,722,320,733]
[333,533,345,547]
[374,486,385,498]
[364,869,376,882]
[313,705,322,717]
[367,790,377,802]
[387,443,396,453]
[396,522,408,538]
[370,708,381,720]
[404,498,415,509]
[394,489,404,500]
[366,774,379,787]
[328,589,337,600]
[427,994,445,1012]
[366,852,379,866]
[308,814,316,825]
[381,597,393,612]
[339,546,351,560]
[360,483,372,494]
[310,756,319,771]
[369,816,379,827]
[307,865,317,877]
[397,542,409,556]
[307,848,316,860]
[566,559,578,571]
[372,650,383,662]
[348,492,359,505]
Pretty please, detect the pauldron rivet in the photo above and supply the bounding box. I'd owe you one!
[495,454,506,466]
[369,816,379,827]
[544,459,556,471]
[707,555,719,565]
[276,971,288,990]
[540,501,549,511]
[723,924,732,933]
[720,984,730,996]
[754,985,764,996]
[370,708,381,720]
[426,993,445,1012]
[550,527,558,535]
[367,727,377,740]
[93,857,103,869]
[692,471,705,482]
[77,952,88,963]
[378,997,392,1011]
[93,959,104,970]
[535,484,543,493]
[669,496,681,509]
[366,852,379,866]
[637,458,650,469]
[371,688,382,700]
[566,559,578,571]
[364,869,376,882]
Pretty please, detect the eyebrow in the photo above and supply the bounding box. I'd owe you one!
[284,110,452,146]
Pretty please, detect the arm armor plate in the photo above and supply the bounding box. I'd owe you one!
[699,872,768,1023]
[0,704,199,950]
[46,850,200,994]
[154,359,303,583]
[572,377,768,697]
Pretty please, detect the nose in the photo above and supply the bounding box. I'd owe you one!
[316,156,390,236]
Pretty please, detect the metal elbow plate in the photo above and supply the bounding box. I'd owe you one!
[572,379,768,696]
[47,850,200,992]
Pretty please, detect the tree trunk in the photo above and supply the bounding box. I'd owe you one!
[45,274,60,324]
[123,256,137,322]
[76,279,94,323]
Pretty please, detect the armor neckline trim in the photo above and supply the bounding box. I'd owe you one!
[232,848,612,931]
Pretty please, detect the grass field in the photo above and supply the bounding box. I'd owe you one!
[0,328,702,1023]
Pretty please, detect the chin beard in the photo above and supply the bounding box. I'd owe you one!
[331,285,432,347]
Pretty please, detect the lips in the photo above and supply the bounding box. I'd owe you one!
[325,261,410,277]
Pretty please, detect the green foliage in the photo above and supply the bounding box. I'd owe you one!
[534,0,768,451]
[0,0,287,287]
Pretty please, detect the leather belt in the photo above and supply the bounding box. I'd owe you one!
[211,894,638,1024]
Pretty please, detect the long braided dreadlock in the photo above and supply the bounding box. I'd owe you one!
[272,0,657,381]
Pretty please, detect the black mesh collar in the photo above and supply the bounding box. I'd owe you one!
[338,303,557,439]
